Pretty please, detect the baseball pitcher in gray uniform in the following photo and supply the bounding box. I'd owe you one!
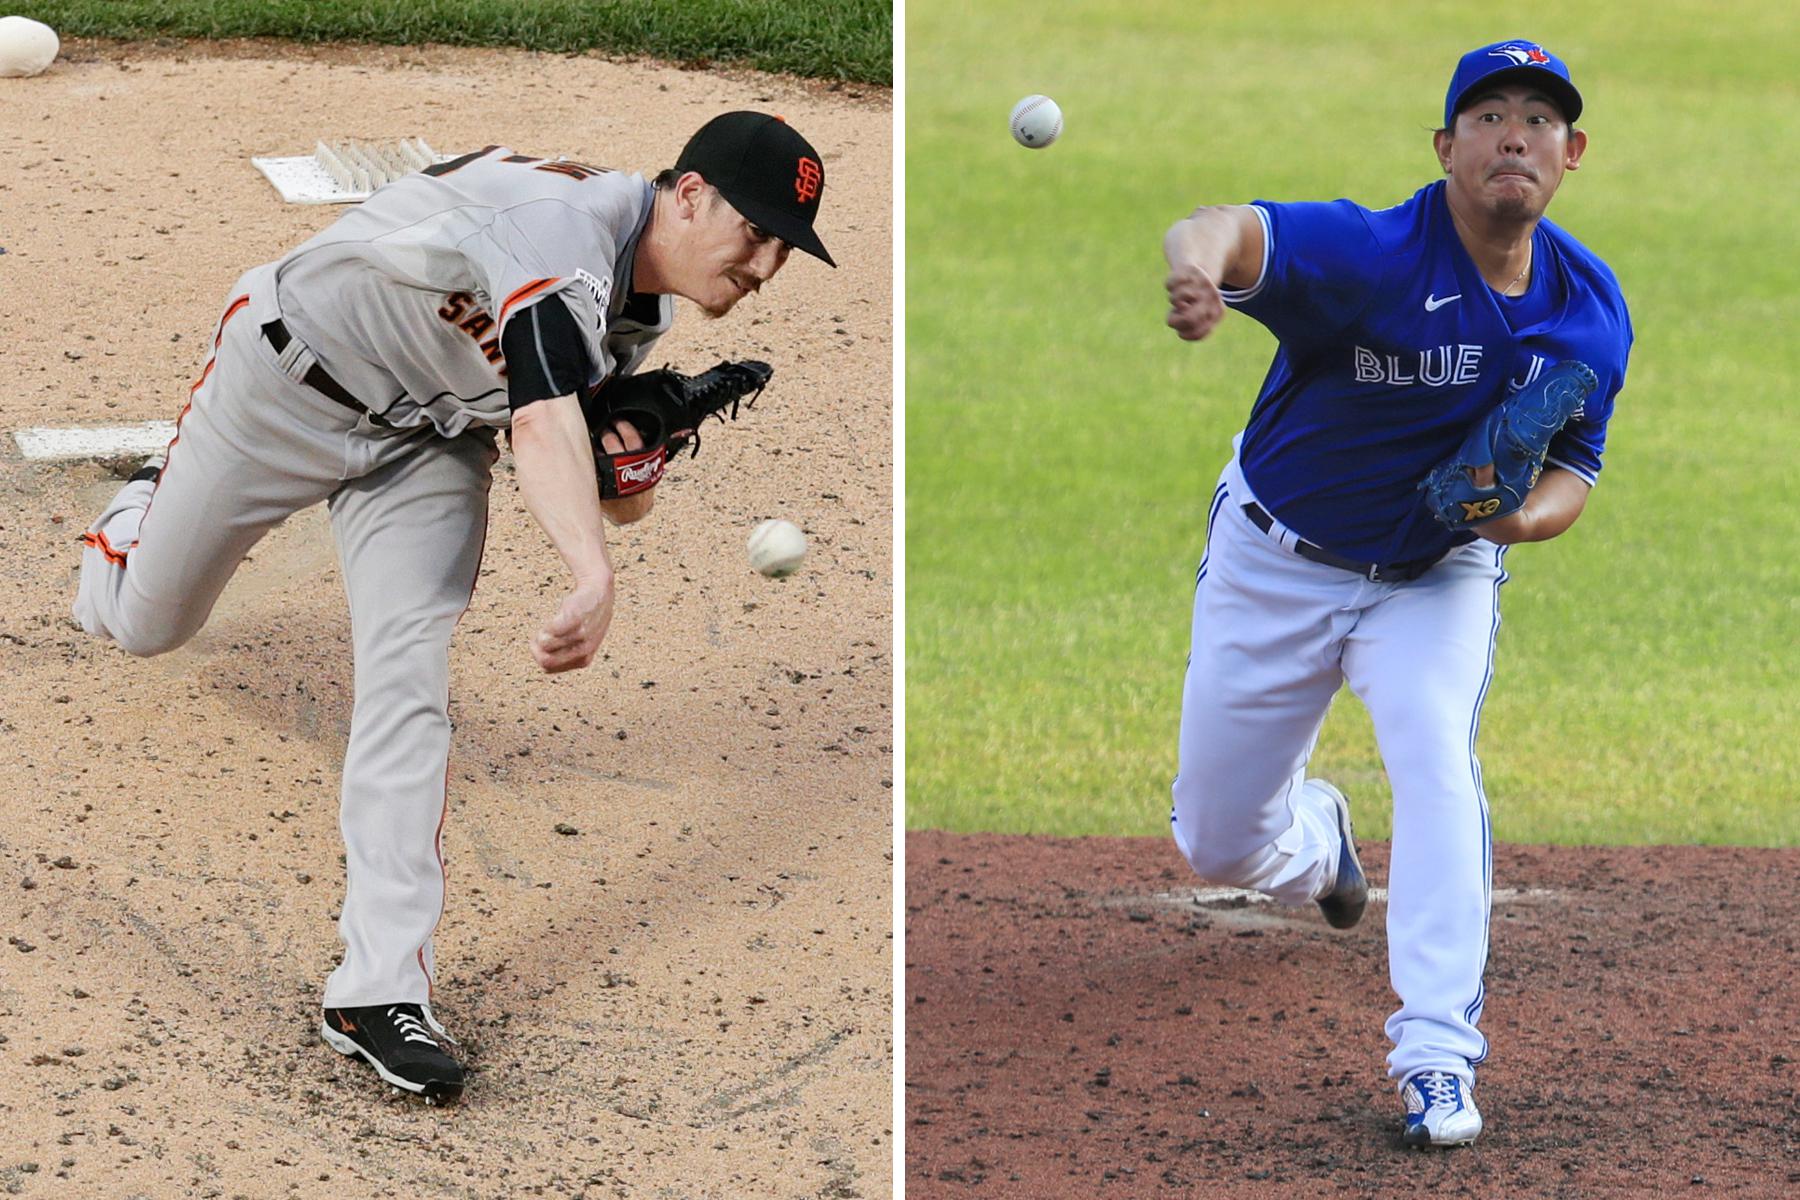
[72,112,834,1104]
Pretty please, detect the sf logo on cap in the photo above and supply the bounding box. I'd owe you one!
[794,157,822,204]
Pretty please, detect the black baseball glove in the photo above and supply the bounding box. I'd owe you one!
[1419,359,1597,530]
[582,360,772,499]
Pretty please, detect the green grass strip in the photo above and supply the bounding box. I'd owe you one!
[25,0,892,84]
[905,0,1800,846]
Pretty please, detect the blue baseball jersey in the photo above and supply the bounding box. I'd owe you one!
[1221,179,1633,563]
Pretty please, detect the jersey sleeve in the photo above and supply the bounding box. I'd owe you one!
[1543,390,1610,484]
[1544,305,1635,485]
[455,198,620,381]
[1220,200,1386,350]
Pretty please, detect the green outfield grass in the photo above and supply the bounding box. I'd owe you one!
[22,0,891,83]
[905,0,1799,845]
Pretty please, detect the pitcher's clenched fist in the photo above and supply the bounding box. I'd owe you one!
[533,574,616,674]
[1162,203,1265,342]
[1165,264,1226,341]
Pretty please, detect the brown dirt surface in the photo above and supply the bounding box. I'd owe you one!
[0,39,890,1200]
[906,830,1800,1199]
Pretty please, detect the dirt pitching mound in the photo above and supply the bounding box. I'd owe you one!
[1,39,889,1200]
[906,831,1798,1198]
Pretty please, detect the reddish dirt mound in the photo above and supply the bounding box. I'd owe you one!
[906,831,1799,1198]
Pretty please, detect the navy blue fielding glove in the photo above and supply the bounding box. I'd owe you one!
[1421,360,1598,529]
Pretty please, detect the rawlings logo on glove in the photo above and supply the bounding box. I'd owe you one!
[582,359,772,499]
[605,449,666,496]
[1419,360,1597,530]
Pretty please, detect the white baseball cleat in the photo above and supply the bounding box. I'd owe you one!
[1401,1070,1482,1148]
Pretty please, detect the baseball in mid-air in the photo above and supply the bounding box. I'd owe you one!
[0,15,59,78]
[747,518,807,578]
[1010,94,1063,149]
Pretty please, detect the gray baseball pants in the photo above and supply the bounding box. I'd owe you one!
[74,266,498,1008]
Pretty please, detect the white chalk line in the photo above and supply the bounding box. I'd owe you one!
[12,422,176,461]
[13,423,177,461]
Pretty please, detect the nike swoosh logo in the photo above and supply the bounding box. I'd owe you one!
[1424,293,1461,312]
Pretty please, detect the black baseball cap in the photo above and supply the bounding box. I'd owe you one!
[1444,40,1583,127]
[675,111,836,268]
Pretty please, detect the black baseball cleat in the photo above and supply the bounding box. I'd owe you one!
[320,1002,466,1105]
[127,454,166,485]
[1313,781,1369,930]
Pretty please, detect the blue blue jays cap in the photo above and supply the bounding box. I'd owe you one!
[1444,40,1583,128]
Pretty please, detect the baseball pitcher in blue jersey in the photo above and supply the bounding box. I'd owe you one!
[1161,40,1632,1148]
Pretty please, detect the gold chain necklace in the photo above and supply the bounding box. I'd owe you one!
[1501,245,1532,295]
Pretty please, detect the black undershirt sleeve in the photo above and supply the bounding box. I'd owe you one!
[502,296,594,411]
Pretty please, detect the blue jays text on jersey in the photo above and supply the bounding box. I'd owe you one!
[1218,179,1633,564]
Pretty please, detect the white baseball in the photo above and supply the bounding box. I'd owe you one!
[1010,94,1063,149]
[0,16,59,78]
[747,519,807,578]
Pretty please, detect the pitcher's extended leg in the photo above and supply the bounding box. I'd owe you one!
[322,431,496,1008]
[1345,542,1509,1085]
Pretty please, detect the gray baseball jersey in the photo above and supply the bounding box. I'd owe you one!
[74,146,692,1017]
[275,147,674,436]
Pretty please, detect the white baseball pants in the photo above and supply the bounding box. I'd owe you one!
[1170,450,1507,1086]
[74,266,497,1009]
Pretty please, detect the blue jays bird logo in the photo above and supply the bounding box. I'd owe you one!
[1488,44,1551,67]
